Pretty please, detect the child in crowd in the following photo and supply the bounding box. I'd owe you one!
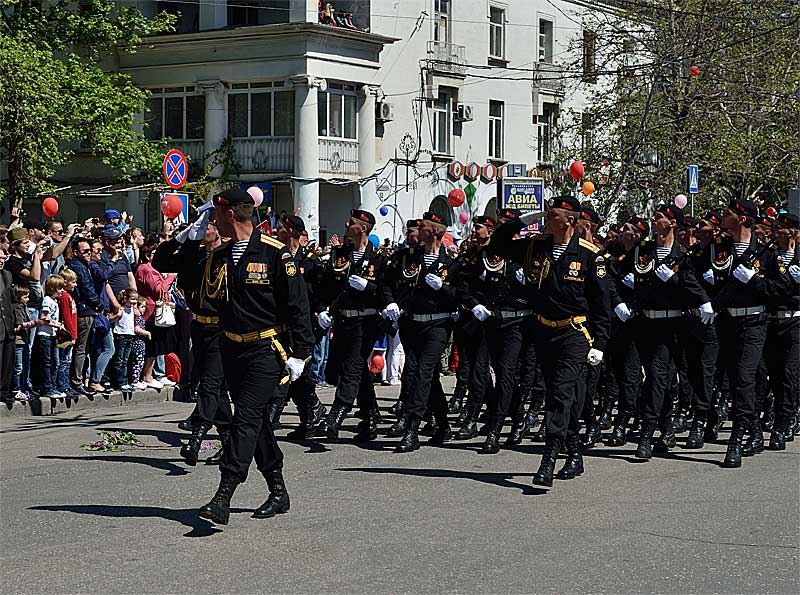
[110,288,138,391]
[130,296,151,390]
[12,287,34,400]
[31,275,66,399]
[57,269,79,398]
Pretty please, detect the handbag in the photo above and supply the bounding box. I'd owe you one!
[154,289,176,328]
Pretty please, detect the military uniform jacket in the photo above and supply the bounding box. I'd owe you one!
[199,230,314,359]
[767,247,799,313]
[614,240,708,311]
[312,242,391,314]
[383,245,460,316]
[452,244,529,313]
[153,238,218,318]
[490,220,611,351]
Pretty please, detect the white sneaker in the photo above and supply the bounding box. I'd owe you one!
[159,378,176,387]
[134,382,147,391]
[146,380,164,389]
[120,384,133,391]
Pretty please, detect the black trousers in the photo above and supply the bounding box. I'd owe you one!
[399,319,451,421]
[0,336,14,403]
[455,320,491,410]
[535,323,590,439]
[511,323,546,412]
[288,361,320,423]
[219,338,283,483]
[326,315,380,417]
[190,321,233,434]
[579,361,604,424]
[635,318,680,423]
[765,317,800,423]
[716,313,768,428]
[610,320,641,416]
[678,318,719,417]
[485,318,524,421]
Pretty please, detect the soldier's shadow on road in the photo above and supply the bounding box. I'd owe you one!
[29,504,231,538]
[39,454,190,476]
[337,467,548,495]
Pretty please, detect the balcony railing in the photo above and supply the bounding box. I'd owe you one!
[171,140,205,166]
[426,40,467,77]
[319,138,359,177]
[233,137,295,173]
[533,62,566,96]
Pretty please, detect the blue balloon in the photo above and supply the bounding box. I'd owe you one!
[379,206,389,216]
[368,234,380,248]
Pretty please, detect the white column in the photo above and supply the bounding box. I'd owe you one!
[199,81,227,179]
[357,84,380,215]
[289,75,325,241]
[290,0,318,23]
[199,0,226,30]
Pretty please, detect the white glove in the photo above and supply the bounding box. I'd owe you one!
[623,273,635,289]
[516,268,525,284]
[425,273,443,291]
[176,205,213,243]
[789,264,800,283]
[471,304,492,321]
[382,302,401,322]
[452,311,461,322]
[655,264,675,282]
[348,275,368,292]
[284,357,305,382]
[317,310,333,329]
[699,301,715,325]
[703,269,715,285]
[733,264,756,284]
[614,302,632,322]
[479,270,487,281]
[196,200,214,215]
[587,348,604,366]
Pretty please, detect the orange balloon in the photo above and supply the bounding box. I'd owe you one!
[582,181,595,196]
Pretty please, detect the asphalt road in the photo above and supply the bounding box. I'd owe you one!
[1,380,798,594]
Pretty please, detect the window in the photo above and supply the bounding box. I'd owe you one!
[489,6,505,60]
[157,0,199,33]
[434,0,450,42]
[488,100,504,159]
[227,0,289,27]
[144,87,205,141]
[318,83,357,139]
[538,19,553,63]
[227,82,295,138]
[537,103,558,163]
[583,30,597,83]
[432,90,452,155]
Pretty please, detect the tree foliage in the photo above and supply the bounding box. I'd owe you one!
[0,0,175,208]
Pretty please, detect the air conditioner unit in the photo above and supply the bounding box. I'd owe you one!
[455,104,473,122]
[377,101,394,122]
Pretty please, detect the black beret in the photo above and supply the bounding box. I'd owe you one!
[350,209,375,226]
[702,210,723,226]
[627,216,650,237]
[406,219,419,229]
[657,203,685,224]
[213,188,254,207]
[282,214,305,233]
[548,195,582,212]
[728,198,759,219]
[580,206,602,225]
[756,215,775,228]
[422,211,445,225]
[682,216,699,228]
[777,211,800,228]
[496,207,521,220]
[472,215,496,228]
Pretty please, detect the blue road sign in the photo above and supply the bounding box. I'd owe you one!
[160,192,189,224]
[688,164,699,194]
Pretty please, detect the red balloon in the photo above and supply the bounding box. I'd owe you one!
[689,65,700,77]
[569,161,584,181]
[765,206,777,218]
[42,197,59,217]
[369,353,385,374]
[160,194,183,219]
[448,188,466,208]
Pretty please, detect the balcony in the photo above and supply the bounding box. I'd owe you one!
[319,138,359,177]
[426,41,467,78]
[171,140,205,166]
[233,137,294,173]
[533,62,566,96]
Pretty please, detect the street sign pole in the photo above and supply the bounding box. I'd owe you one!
[687,164,699,216]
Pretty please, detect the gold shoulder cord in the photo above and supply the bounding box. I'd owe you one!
[201,254,228,303]
[524,240,550,289]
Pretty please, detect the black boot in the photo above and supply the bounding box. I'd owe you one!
[269,392,290,431]
[199,473,239,525]
[180,423,211,466]
[556,434,584,480]
[685,415,706,449]
[768,418,787,451]
[204,429,228,465]
[581,421,602,449]
[598,398,614,430]
[448,393,464,414]
[524,396,544,428]
[635,421,657,460]
[354,408,380,443]
[428,420,452,446]
[455,403,480,440]
[395,416,420,453]
[389,399,403,416]
[287,396,327,440]
[605,411,631,447]
[722,424,746,468]
[654,418,676,454]
[532,435,562,487]
[178,416,194,432]
[420,414,438,436]
[505,415,529,446]
[253,468,290,519]
[742,420,765,457]
[324,401,351,439]
[672,410,688,434]
[387,415,407,437]
[761,396,775,431]
[480,418,504,454]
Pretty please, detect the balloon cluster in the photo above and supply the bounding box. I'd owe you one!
[569,161,595,196]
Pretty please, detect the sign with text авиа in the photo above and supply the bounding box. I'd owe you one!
[498,176,544,232]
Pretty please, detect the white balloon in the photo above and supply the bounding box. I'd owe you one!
[247,186,264,207]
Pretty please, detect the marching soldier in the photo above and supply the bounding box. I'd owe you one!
[314,209,392,443]
[190,188,314,525]
[490,195,610,486]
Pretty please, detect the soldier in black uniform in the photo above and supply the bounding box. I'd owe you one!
[765,211,800,450]
[712,199,789,467]
[383,212,460,452]
[490,195,610,486]
[314,209,392,443]
[189,188,314,525]
[153,208,234,467]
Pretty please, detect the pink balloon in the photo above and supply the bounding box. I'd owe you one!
[247,186,264,207]
[458,211,470,224]
[674,194,688,209]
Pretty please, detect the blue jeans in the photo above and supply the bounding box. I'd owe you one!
[310,331,330,384]
[32,334,55,395]
[56,345,73,392]
[12,345,28,392]
[25,307,39,388]
[91,330,115,383]
[111,335,134,387]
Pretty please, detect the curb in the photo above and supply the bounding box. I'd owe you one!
[0,387,176,419]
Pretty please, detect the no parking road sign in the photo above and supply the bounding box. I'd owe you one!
[163,149,188,189]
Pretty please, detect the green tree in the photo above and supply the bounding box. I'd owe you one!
[0,0,175,208]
